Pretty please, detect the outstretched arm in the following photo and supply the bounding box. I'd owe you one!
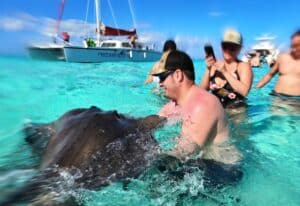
[158,101,177,117]
[256,61,279,88]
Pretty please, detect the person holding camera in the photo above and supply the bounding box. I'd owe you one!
[200,29,253,108]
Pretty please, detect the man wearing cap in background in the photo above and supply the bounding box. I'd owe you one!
[154,50,241,165]
[200,29,253,109]
[144,40,177,85]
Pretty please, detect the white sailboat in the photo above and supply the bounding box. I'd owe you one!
[27,43,66,61]
[63,0,162,63]
[27,0,69,61]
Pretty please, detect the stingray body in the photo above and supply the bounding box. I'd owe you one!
[1,106,165,205]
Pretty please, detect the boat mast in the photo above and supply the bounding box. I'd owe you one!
[55,0,66,38]
[95,0,101,46]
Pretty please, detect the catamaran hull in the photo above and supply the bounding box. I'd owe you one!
[64,46,162,63]
[27,47,65,61]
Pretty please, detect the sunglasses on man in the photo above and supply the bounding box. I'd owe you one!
[156,70,174,83]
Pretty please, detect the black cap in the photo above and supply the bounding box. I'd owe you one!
[164,50,195,81]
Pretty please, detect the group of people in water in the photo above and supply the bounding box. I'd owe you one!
[145,29,300,167]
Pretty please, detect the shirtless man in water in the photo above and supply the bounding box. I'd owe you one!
[256,30,300,96]
[152,50,240,164]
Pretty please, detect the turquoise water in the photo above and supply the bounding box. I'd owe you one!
[0,56,299,205]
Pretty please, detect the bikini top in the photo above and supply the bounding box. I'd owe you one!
[209,63,244,100]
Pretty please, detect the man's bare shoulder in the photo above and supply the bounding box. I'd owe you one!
[189,94,221,128]
[192,87,216,102]
[278,52,292,62]
[192,88,221,112]
[275,52,296,72]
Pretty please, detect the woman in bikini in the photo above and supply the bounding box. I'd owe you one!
[200,29,253,108]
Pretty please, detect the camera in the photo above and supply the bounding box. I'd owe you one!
[204,44,216,60]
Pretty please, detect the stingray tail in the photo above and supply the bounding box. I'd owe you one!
[0,178,44,206]
[0,178,80,206]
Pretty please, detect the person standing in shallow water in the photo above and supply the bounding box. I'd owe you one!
[144,39,177,85]
[256,30,300,97]
[200,29,253,109]
[152,50,241,165]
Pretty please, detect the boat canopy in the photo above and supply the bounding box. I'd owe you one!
[100,23,137,36]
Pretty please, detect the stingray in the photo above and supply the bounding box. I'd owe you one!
[1,106,165,205]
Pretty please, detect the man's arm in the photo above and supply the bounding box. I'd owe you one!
[256,60,280,88]
[158,101,177,117]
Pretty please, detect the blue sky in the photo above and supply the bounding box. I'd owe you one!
[0,0,299,58]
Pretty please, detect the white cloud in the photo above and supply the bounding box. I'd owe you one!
[0,12,95,38]
[138,31,166,43]
[0,13,36,31]
[277,42,287,52]
[40,17,95,38]
[0,18,25,31]
[135,21,152,29]
[174,35,208,59]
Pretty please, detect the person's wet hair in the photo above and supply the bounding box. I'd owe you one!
[163,40,177,52]
[291,29,300,39]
